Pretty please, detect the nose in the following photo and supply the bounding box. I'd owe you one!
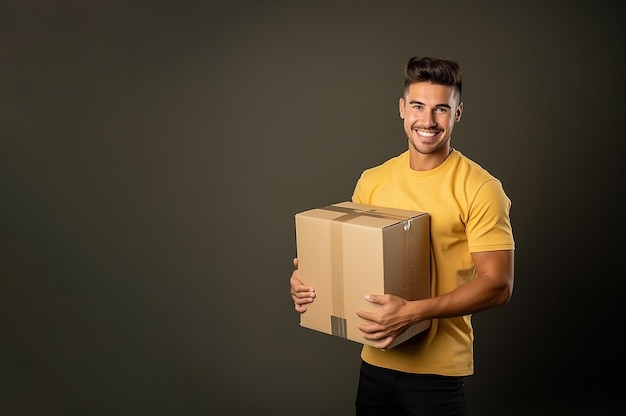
[421,110,436,127]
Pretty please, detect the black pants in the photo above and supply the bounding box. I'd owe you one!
[355,360,467,416]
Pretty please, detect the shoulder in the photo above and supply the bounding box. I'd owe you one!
[452,150,508,195]
[451,150,511,205]
[360,151,408,179]
[453,150,498,182]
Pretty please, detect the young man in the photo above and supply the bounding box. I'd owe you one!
[290,56,515,415]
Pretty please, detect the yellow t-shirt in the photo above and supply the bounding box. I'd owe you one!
[352,149,515,376]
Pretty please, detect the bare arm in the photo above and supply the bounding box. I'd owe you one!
[356,249,514,349]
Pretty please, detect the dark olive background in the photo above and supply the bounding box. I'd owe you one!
[1,1,622,415]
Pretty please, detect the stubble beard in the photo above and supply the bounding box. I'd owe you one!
[408,135,450,156]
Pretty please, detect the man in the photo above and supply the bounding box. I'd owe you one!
[290,56,515,415]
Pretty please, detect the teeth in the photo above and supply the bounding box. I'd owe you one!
[416,130,436,137]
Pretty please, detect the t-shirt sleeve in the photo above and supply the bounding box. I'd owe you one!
[351,172,368,204]
[466,179,515,252]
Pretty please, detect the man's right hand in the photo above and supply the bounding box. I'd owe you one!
[289,257,315,313]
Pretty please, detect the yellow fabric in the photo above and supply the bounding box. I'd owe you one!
[352,149,515,376]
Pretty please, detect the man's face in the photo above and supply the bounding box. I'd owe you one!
[399,82,463,155]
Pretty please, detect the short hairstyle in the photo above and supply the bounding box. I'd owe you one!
[403,56,462,99]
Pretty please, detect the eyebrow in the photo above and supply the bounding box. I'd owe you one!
[408,100,452,109]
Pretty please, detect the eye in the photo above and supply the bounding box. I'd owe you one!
[412,104,423,110]
[435,107,448,114]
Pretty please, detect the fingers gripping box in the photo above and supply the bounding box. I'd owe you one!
[295,201,431,349]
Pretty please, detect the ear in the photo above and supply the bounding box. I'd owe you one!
[399,97,405,119]
[455,102,463,122]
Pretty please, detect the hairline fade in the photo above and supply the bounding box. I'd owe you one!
[402,56,462,100]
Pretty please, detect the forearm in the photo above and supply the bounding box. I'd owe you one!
[411,273,512,322]
[410,249,514,321]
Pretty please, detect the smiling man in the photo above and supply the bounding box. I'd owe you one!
[290,56,515,415]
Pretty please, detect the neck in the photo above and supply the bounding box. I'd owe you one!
[408,144,453,171]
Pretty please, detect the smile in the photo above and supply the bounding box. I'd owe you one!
[414,129,438,138]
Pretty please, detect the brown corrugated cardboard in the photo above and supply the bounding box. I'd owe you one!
[295,201,431,349]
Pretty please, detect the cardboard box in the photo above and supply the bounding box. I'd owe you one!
[295,201,431,349]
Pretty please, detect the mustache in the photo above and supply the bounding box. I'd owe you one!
[412,126,441,131]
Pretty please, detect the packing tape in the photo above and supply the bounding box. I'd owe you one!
[319,204,416,333]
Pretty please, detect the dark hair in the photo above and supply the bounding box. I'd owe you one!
[403,56,462,99]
